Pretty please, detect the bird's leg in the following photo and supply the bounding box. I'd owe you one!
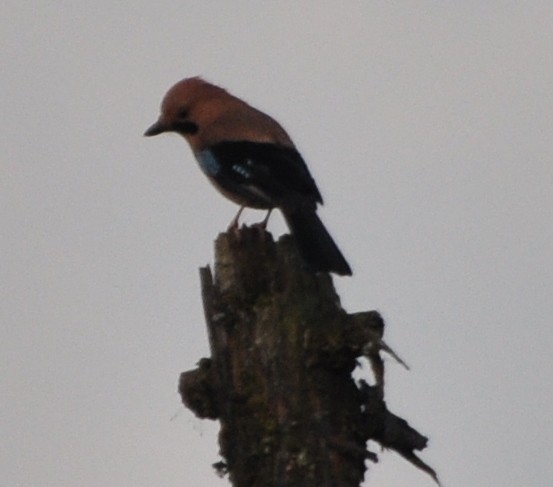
[227,206,245,233]
[251,209,273,233]
[259,208,273,229]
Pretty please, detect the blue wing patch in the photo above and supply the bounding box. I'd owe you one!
[196,150,222,177]
[197,150,256,181]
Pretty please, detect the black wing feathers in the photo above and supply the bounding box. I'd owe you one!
[208,141,323,207]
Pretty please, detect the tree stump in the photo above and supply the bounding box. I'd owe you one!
[179,228,437,486]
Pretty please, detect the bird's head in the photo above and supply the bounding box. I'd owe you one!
[144,77,232,142]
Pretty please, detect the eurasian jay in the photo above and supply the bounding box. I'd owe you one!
[144,77,352,276]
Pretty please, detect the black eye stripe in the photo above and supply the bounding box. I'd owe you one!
[177,108,189,119]
[173,121,198,135]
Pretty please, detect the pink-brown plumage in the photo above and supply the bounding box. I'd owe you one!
[155,77,294,151]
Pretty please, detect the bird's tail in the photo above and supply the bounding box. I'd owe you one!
[283,207,352,276]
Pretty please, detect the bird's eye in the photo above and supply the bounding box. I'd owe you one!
[177,108,189,119]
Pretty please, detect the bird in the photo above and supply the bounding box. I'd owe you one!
[144,77,352,276]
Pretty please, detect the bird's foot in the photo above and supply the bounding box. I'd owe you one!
[250,209,272,233]
[249,209,272,238]
[227,207,245,234]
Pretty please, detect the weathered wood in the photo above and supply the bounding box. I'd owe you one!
[179,228,437,486]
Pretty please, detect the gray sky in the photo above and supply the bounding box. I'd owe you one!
[2,2,553,486]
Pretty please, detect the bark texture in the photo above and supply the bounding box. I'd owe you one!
[179,228,437,486]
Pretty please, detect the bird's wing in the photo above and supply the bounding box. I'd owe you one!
[199,141,323,209]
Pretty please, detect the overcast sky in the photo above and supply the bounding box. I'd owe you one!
[2,2,553,486]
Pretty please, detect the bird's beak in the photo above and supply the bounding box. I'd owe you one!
[144,120,168,137]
